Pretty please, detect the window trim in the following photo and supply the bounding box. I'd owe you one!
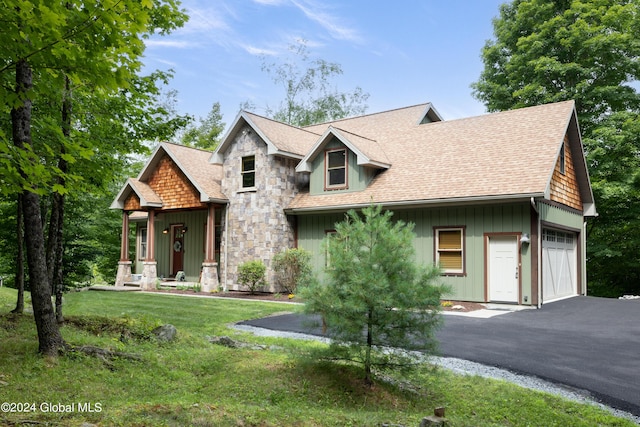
[324,148,348,190]
[241,155,256,189]
[434,226,466,275]
[138,227,148,261]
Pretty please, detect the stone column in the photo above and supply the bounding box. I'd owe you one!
[201,204,219,292]
[140,210,157,290]
[115,211,132,287]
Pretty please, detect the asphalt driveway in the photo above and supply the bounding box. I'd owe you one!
[238,296,640,416]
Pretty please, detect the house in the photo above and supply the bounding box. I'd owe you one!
[110,100,596,306]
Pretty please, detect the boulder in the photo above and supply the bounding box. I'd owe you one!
[152,324,177,342]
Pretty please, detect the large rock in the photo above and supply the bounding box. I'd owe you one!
[152,324,177,342]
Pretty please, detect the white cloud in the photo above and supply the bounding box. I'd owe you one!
[252,0,287,5]
[241,44,279,56]
[145,40,194,49]
[290,0,362,43]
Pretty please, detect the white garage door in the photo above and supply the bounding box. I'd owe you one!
[542,229,577,302]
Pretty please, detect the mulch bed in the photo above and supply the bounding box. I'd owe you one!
[145,289,485,312]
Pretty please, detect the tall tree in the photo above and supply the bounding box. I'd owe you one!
[472,0,640,296]
[180,101,225,150]
[262,39,369,126]
[301,205,448,386]
[1,0,187,355]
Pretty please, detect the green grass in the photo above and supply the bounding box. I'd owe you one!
[0,286,635,426]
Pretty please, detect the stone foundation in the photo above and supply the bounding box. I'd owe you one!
[140,261,158,290]
[115,261,132,287]
[200,262,219,293]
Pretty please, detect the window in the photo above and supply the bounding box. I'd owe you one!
[435,228,464,274]
[559,142,566,175]
[139,227,148,260]
[242,156,255,188]
[325,149,347,189]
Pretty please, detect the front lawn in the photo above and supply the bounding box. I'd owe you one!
[0,287,634,426]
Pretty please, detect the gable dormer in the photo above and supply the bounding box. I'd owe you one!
[417,103,444,124]
[296,127,391,195]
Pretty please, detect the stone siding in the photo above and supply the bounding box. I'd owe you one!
[220,125,299,291]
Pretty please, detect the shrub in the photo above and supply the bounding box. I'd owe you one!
[272,248,313,294]
[237,260,266,294]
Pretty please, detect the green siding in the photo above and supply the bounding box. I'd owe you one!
[309,139,373,195]
[297,203,533,303]
[538,203,583,230]
[135,210,219,282]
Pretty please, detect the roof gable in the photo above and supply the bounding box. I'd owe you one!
[210,111,320,163]
[296,126,391,173]
[110,178,162,209]
[111,142,226,210]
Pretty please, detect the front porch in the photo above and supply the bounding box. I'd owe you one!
[114,205,223,292]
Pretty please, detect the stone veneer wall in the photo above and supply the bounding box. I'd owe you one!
[220,125,299,292]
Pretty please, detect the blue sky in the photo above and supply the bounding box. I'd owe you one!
[143,0,506,129]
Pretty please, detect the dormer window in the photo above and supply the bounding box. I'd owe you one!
[325,148,347,189]
[242,156,255,188]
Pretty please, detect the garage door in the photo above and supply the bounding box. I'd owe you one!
[542,229,577,302]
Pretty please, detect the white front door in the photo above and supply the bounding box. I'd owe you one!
[488,235,519,303]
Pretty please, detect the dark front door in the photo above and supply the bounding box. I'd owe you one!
[172,224,184,276]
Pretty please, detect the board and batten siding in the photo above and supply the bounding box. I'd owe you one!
[135,210,211,282]
[309,139,376,195]
[296,202,533,303]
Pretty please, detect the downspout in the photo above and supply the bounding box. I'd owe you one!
[583,220,588,296]
[531,198,542,309]
[223,206,229,292]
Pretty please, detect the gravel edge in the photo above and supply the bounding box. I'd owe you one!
[233,324,640,425]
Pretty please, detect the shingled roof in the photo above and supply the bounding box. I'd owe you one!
[287,100,595,213]
[111,142,226,210]
[210,111,321,163]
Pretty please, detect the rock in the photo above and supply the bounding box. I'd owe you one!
[209,335,241,348]
[152,324,177,342]
[207,335,276,351]
[619,295,640,300]
[419,415,447,427]
[451,305,466,310]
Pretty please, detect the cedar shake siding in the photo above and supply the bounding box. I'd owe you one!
[123,193,141,211]
[147,155,206,210]
[550,135,582,211]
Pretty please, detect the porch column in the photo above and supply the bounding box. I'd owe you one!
[115,210,132,287]
[141,209,158,290]
[201,204,219,292]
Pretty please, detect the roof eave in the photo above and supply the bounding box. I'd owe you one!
[285,193,544,214]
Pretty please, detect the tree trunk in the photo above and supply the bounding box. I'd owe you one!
[46,76,71,324]
[47,192,65,324]
[365,308,373,386]
[11,193,25,314]
[12,58,65,356]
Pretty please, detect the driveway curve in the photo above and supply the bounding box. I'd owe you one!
[238,296,640,416]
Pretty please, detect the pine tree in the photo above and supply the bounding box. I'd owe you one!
[301,204,449,385]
